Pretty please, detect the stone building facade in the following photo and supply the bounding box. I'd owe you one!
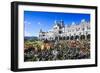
[39,19,90,41]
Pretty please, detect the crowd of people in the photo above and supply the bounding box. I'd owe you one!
[24,39,90,62]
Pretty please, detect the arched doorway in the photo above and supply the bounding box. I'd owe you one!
[75,35,79,40]
[63,36,66,40]
[55,37,59,41]
[87,34,90,40]
[66,36,69,40]
[80,35,85,40]
[70,36,74,40]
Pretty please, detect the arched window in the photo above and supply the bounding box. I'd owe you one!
[59,31,62,34]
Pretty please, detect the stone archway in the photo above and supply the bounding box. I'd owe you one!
[75,35,79,40]
[66,36,69,40]
[70,36,74,40]
[80,35,85,40]
[87,34,90,40]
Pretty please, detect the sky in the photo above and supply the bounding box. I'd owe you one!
[24,11,90,37]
